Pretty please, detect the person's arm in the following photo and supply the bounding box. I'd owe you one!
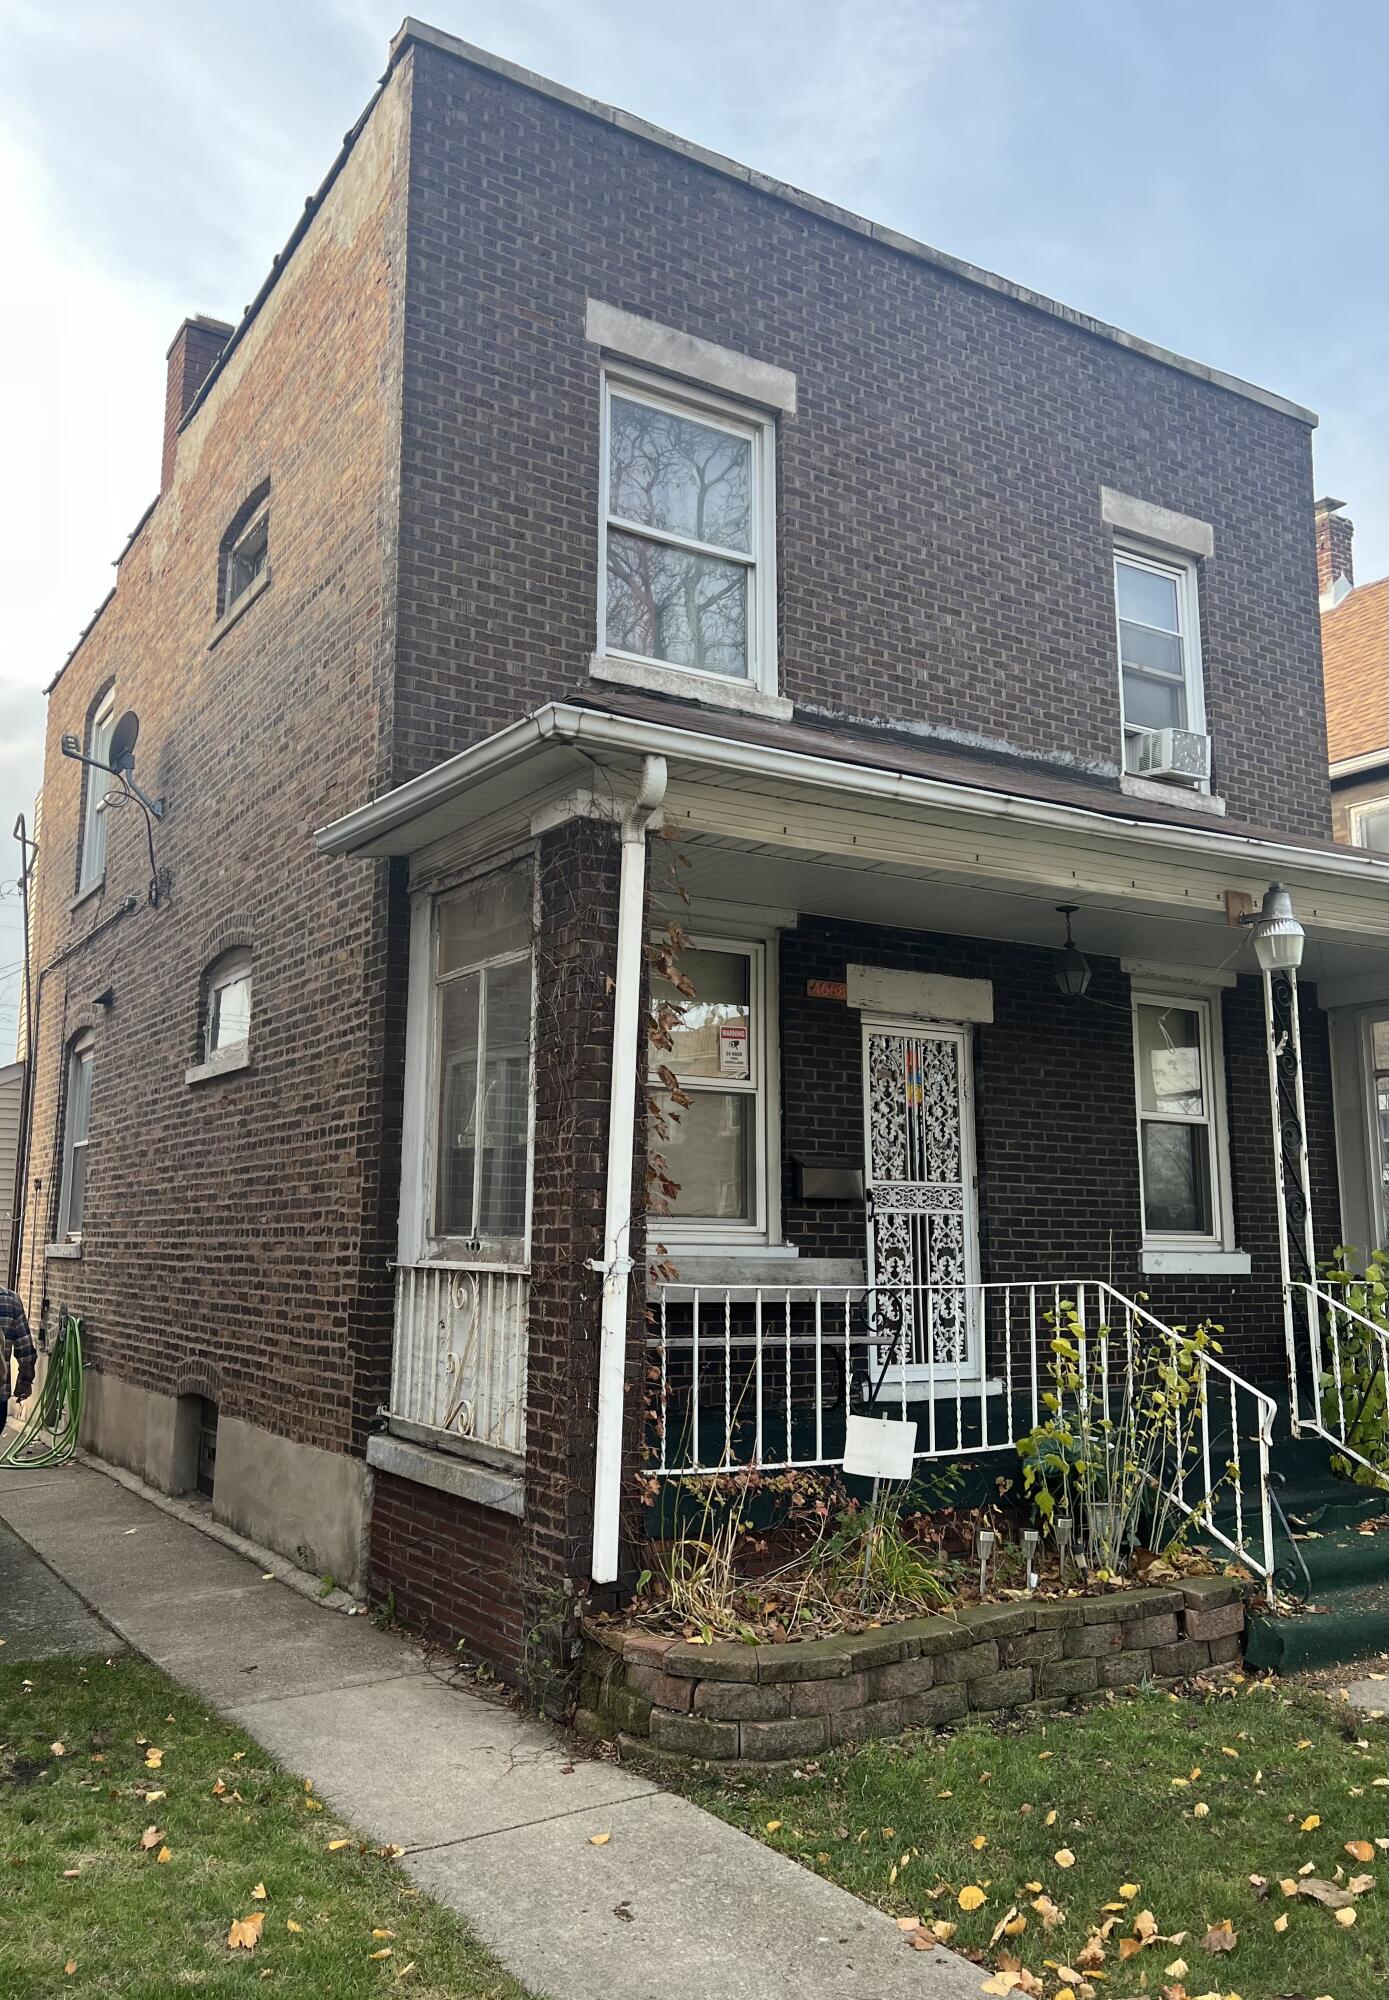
[1,1298,36,1400]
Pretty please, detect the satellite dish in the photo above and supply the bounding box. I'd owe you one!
[108,710,140,777]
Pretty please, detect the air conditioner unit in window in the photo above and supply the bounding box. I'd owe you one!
[1130,727,1210,784]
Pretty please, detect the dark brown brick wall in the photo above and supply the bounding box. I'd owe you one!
[20,71,412,1460]
[779,916,1338,1384]
[393,41,1329,838]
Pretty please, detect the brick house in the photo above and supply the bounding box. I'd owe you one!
[19,22,1389,1683]
[1316,498,1389,1257]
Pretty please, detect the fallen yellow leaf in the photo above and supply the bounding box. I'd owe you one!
[1118,1882,1140,1899]
[371,1929,395,1939]
[1346,1840,1375,1862]
[1335,1906,1358,1927]
[958,1884,987,1911]
[1054,1848,1076,1868]
[64,1962,76,1977]
[928,1919,956,1942]
[972,1835,988,1851]
[368,1948,393,1961]
[1273,1912,1289,1932]
[227,1913,266,1952]
[1301,1814,1322,1832]
[1044,1809,1058,1827]
[328,1839,351,1852]
[765,1821,781,1833]
[286,1919,303,1933]
[251,1883,267,1900]
[588,1832,611,1847]
[156,1846,172,1864]
[1193,1801,1210,1818]
[1164,1958,1188,1978]
[50,1742,66,1757]
[1279,1877,1298,1896]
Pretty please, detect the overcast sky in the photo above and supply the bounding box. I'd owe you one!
[0,0,1384,1048]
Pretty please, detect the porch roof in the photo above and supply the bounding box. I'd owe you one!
[316,693,1389,1000]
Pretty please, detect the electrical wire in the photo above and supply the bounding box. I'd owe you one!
[0,1311,84,1469]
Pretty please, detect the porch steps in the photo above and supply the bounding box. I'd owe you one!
[1237,1433,1388,1674]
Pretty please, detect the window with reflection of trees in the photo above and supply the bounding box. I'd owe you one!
[602,380,770,684]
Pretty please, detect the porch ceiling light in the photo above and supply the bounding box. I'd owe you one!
[1244,881,1305,974]
[1053,904,1092,999]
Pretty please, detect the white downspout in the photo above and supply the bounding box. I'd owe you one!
[590,754,668,1585]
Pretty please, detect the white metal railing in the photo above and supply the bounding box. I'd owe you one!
[390,1262,528,1460]
[648,1277,1277,1582]
[1291,1282,1389,1488]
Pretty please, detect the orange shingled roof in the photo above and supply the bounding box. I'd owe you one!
[1322,575,1389,763]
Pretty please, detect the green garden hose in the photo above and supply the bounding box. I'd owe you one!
[1,1312,84,1469]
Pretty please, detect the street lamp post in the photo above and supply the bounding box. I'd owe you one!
[1244,884,1315,1429]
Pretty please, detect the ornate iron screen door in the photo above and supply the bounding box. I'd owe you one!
[862,1019,981,1387]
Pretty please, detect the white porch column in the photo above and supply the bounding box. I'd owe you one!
[590,756,668,1585]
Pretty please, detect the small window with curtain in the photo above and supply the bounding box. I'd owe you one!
[1132,991,1231,1249]
[205,948,253,1060]
[57,1031,95,1242]
[431,863,534,1260]
[77,690,115,895]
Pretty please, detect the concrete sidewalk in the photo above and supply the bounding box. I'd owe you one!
[0,1457,984,2000]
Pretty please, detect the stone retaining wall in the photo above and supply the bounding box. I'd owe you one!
[578,1580,1245,1764]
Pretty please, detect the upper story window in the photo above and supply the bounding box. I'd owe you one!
[1114,545,1206,777]
[431,863,534,1260]
[218,482,270,619]
[1349,798,1389,853]
[57,1030,95,1242]
[648,934,775,1243]
[77,690,115,895]
[599,373,777,697]
[205,948,253,1059]
[1131,990,1231,1251]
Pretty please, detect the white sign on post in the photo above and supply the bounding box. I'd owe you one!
[842,1413,918,1482]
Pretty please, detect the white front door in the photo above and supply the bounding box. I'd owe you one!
[862,1017,981,1386]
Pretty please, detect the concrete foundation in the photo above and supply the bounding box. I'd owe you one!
[80,1370,371,1593]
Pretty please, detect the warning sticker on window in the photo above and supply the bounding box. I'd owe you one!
[717,1020,750,1079]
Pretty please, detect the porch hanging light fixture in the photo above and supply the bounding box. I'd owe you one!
[1053,904,1092,999]
[1243,881,1305,973]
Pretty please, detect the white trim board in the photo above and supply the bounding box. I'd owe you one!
[847,965,994,1023]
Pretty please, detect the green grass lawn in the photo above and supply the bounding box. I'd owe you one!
[0,1654,533,2000]
[674,1680,1387,1999]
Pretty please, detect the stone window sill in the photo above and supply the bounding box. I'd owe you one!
[1120,773,1226,817]
[69,878,105,914]
[186,1045,253,1086]
[45,1241,83,1261]
[589,653,793,722]
[366,1429,525,1519]
[1141,1248,1251,1277]
[209,567,271,649]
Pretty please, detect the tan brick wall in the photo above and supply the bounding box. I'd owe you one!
[20,64,413,1463]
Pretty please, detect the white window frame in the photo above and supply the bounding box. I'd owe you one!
[1131,986,1234,1256]
[57,1030,95,1243]
[206,948,253,1058]
[1113,541,1207,781]
[647,928,781,1250]
[223,507,269,612]
[597,366,778,701]
[1349,797,1389,853]
[78,692,115,894]
[1362,1007,1389,1251]
[402,860,537,1270]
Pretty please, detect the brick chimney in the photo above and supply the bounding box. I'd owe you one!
[162,315,234,490]
[1315,496,1354,606]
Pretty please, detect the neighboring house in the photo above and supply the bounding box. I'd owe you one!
[20,24,1389,1684]
[1317,498,1389,1258]
[0,1060,23,1281]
